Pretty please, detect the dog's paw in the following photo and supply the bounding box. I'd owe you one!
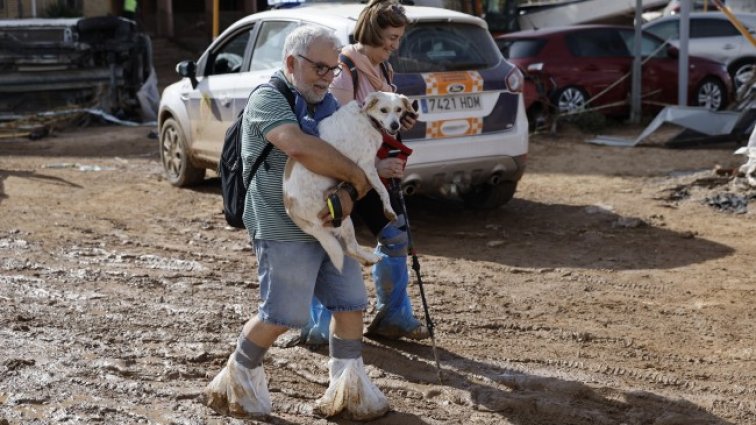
[384,208,397,222]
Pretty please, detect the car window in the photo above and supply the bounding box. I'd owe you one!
[619,30,668,58]
[690,18,741,38]
[566,29,629,57]
[207,28,253,76]
[497,38,545,59]
[645,20,679,41]
[250,20,300,72]
[390,22,501,73]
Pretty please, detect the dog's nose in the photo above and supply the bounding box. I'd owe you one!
[390,121,400,131]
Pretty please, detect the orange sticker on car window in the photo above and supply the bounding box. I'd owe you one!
[422,71,484,96]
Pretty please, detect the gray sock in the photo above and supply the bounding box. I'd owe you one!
[330,334,362,359]
[234,333,267,369]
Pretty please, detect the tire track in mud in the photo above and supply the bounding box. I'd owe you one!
[412,261,755,423]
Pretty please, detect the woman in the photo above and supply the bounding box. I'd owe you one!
[299,0,428,345]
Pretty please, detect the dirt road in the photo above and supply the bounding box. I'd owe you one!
[1,125,754,424]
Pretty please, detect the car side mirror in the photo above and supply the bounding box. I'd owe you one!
[176,60,199,89]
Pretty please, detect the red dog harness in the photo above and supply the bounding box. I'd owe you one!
[377,132,413,186]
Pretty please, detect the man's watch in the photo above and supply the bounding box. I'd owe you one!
[337,182,358,203]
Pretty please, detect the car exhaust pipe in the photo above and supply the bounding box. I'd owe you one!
[402,181,419,196]
[488,173,503,185]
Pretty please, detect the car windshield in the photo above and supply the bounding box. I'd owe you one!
[389,22,501,73]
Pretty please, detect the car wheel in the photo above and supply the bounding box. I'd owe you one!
[553,86,588,116]
[730,60,755,93]
[461,181,517,209]
[159,117,205,187]
[695,77,726,111]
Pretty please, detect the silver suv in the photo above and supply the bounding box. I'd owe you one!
[157,4,528,208]
[643,12,756,91]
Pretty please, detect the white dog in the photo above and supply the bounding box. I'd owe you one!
[283,91,416,271]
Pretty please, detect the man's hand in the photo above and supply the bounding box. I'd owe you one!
[318,183,358,226]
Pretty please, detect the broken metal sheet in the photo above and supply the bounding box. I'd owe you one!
[589,105,755,147]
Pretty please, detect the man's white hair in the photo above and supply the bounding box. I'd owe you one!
[283,25,342,58]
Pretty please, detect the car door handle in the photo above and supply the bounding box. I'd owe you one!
[180,94,190,101]
[723,44,735,50]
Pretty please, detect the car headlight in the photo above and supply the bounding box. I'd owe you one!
[506,67,524,93]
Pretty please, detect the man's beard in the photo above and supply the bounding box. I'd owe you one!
[290,74,326,104]
[297,85,326,104]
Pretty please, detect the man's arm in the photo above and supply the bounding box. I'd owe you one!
[266,122,370,198]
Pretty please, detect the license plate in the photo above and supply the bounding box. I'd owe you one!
[421,94,482,114]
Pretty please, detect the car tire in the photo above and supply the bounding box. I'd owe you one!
[461,181,517,209]
[553,86,588,116]
[159,117,205,187]
[695,77,727,111]
[729,60,755,93]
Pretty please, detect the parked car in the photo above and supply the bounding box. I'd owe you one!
[496,25,733,116]
[158,4,528,208]
[643,12,756,91]
[663,0,720,16]
[0,16,153,121]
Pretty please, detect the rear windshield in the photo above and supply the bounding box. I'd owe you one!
[389,22,502,73]
[497,38,545,59]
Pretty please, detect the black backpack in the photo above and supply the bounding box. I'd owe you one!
[219,75,295,228]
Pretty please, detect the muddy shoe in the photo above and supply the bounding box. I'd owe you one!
[312,357,390,421]
[366,321,430,341]
[204,353,271,418]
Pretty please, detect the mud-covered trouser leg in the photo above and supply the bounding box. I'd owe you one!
[369,215,422,334]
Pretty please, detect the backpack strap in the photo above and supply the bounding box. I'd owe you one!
[338,53,393,100]
[242,75,296,188]
[339,53,359,98]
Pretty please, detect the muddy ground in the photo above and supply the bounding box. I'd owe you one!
[0,123,754,425]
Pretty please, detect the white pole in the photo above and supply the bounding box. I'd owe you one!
[630,0,642,123]
[678,0,690,106]
[31,0,36,17]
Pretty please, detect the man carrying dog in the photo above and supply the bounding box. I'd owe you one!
[204,25,390,420]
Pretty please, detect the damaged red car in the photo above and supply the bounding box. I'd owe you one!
[496,25,734,117]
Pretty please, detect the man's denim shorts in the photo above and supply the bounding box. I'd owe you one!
[252,239,368,328]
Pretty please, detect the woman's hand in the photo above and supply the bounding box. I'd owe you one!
[376,157,406,179]
[400,112,417,131]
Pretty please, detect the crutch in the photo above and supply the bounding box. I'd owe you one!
[388,162,443,384]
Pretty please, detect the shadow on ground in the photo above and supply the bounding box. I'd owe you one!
[364,337,731,425]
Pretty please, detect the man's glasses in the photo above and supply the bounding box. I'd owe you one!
[297,54,342,77]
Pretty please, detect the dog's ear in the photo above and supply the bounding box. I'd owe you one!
[363,92,380,112]
[400,95,418,120]
[401,95,417,115]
